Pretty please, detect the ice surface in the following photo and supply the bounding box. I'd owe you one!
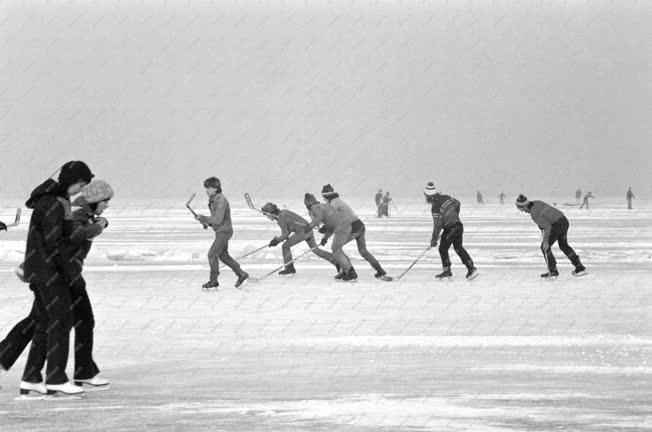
[0,198,650,431]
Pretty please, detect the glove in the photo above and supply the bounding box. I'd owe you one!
[269,237,280,247]
[318,225,328,234]
[541,241,550,252]
[320,235,329,246]
[303,224,313,234]
[96,217,108,229]
[0,221,6,231]
[430,237,438,248]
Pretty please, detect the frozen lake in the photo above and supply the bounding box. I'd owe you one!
[1,196,650,431]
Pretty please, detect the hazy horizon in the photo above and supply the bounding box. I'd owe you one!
[1,0,651,201]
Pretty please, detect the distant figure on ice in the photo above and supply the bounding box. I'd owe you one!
[381,192,392,217]
[575,188,582,204]
[627,187,635,209]
[261,202,339,275]
[375,189,383,217]
[516,194,587,278]
[476,190,484,205]
[499,192,506,205]
[424,182,478,280]
[195,177,249,289]
[579,192,595,209]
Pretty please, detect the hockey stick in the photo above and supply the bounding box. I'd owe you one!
[3,208,21,228]
[185,193,208,230]
[395,246,432,281]
[244,192,266,215]
[391,200,400,215]
[250,246,319,283]
[233,244,269,261]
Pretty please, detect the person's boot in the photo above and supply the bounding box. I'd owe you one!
[541,268,559,279]
[202,280,219,290]
[572,264,587,277]
[235,271,249,289]
[373,264,386,279]
[465,261,479,280]
[435,266,453,279]
[278,264,296,276]
[334,264,344,280]
[342,267,358,281]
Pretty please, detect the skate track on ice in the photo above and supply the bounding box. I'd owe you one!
[0,198,650,431]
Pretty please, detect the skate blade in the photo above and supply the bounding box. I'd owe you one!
[202,287,219,293]
[279,273,296,278]
[376,275,393,282]
[235,279,249,289]
[15,393,48,401]
[572,270,588,277]
[45,391,86,399]
[435,277,453,281]
[76,383,110,391]
[466,271,479,281]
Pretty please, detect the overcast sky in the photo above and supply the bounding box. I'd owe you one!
[1,0,650,201]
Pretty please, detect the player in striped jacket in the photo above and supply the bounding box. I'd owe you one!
[424,182,478,280]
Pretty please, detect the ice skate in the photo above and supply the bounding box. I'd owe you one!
[75,375,110,391]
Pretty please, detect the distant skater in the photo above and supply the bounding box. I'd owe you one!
[627,187,635,210]
[375,189,383,217]
[476,190,484,205]
[575,188,582,205]
[579,192,595,210]
[381,192,392,217]
[499,192,506,205]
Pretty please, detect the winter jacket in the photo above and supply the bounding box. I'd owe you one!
[374,193,382,206]
[67,196,106,262]
[527,201,565,243]
[430,193,462,242]
[22,179,79,286]
[306,203,349,233]
[275,209,310,241]
[327,196,358,225]
[627,190,635,200]
[200,193,233,233]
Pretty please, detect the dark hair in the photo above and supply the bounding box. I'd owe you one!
[203,177,222,192]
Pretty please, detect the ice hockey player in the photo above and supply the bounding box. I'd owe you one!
[627,187,635,210]
[424,182,478,280]
[579,191,595,210]
[499,192,506,205]
[320,184,389,280]
[381,192,392,217]
[476,190,484,205]
[261,202,340,275]
[516,194,587,278]
[302,193,357,281]
[19,161,94,397]
[375,189,383,217]
[195,177,249,289]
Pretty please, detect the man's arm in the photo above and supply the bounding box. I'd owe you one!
[200,198,226,225]
[38,198,79,284]
[69,211,103,244]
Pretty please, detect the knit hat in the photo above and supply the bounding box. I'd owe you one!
[304,193,318,208]
[424,182,437,196]
[261,202,279,215]
[516,194,530,208]
[58,161,94,187]
[321,184,337,197]
[81,180,114,204]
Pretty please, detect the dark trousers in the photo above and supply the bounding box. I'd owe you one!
[23,278,73,385]
[439,222,472,269]
[208,229,242,282]
[4,279,99,380]
[282,232,338,267]
[628,199,633,210]
[542,217,582,271]
[0,306,37,371]
[348,220,380,268]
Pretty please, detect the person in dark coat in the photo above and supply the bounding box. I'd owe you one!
[19,161,94,397]
[1,181,113,392]
[425,182,478,280]
[579,192,595,209]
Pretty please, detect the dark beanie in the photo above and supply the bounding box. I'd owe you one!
[58,161,94,187]
[304,193,318,208]
[321,184,336,196]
